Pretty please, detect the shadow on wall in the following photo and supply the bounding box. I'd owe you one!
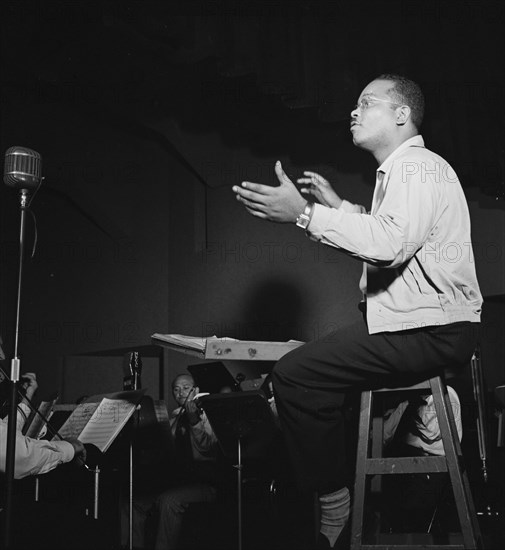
[236,278,306,342]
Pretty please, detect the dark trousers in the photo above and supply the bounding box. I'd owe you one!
[271,318,479,494]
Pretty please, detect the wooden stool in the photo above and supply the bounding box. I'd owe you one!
[350,375,483,550]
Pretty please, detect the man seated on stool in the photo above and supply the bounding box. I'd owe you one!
[121,372,219,550]
[0,372,86,478]
[233,74,481,549]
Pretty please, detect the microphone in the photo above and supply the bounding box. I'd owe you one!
[3,146,42,191]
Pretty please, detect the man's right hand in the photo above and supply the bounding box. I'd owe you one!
[297,171,343,209]
[66,438,87,466]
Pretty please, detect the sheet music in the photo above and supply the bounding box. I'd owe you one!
[151,333,210,350]
[77,397,137,452]
[151,333,238,351]
[55,402,100,440]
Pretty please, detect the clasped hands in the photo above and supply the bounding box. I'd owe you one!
[232,161,342,222]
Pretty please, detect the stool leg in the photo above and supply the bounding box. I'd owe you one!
[430,377,483,549]
[351,390,373,550]
[370,414,383,494]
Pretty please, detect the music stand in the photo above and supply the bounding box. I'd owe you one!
[199,391,277,550]
[187,361,237,394]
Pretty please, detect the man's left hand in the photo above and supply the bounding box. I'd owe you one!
[185,389,202,426]
[20,372,38,402]
[232,161,306,223]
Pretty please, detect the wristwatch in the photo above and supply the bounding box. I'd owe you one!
[295,202,314,229]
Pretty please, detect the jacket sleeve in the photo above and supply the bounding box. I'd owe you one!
[189,411,218,456]
[307,157,443,268]
[0,422,75,479]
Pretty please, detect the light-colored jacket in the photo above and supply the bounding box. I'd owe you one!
[307,135,482,333]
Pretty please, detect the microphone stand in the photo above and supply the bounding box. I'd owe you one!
[471,349,500,519]
[126,351,142,550]
[3,189,30,550]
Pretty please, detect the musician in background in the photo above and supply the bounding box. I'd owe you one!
[122,372,219,550]
[0,372,86,479]
[383,385,462,455]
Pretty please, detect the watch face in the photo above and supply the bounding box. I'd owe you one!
[296,215,309,228]
[296,203,313,228]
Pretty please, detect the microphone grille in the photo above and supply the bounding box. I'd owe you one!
[4,146,42,189]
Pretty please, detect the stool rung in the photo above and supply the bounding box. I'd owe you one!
[361,546,464,550]
[359,531,466,549]
[365,456,448,475]
[351,375,483,549]
[361,545,464,550]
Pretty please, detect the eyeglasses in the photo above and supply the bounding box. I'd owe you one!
[353,96,401,112]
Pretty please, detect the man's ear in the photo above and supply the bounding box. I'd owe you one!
[396,105,411,126]
[194,386,200,395]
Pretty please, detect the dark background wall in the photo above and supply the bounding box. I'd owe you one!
[1,1,504,408]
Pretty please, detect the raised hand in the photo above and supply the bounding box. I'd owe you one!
[297,171,342,209]
[185,388,202,426]
[233,161,307,223]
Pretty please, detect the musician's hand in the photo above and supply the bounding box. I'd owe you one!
[185,389,201,426]
[66,438,87,466]
[297,171,343,209]
[233,161,306,223]
[20,372,38,402]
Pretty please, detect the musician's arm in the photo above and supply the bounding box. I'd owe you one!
[168,405,217,456]
[183,397,218,453]
[0,421,75,479]
[189,411,218,454]
[16,402,31,431]
[16,372,39,431]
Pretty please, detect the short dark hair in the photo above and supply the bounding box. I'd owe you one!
[377,73,425,129]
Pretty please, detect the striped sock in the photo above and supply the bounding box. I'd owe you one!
[319,487,350,548]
